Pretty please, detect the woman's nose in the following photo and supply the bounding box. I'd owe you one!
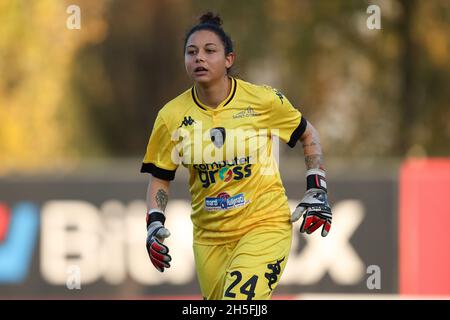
[195,53,205,62]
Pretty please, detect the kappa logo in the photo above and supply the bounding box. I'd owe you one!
[265,256,285,291]
[274,89,284,104]
[179,116,196,128]
[232,106,261,119]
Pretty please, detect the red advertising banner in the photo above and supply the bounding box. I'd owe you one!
[399,158,450,295]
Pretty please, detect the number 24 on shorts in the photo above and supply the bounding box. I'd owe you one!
[224,271,258,300]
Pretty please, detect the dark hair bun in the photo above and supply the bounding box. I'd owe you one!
[199,12,222,26]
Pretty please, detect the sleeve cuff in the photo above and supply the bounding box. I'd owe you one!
[287,116,307,148]
[140,163,176,181]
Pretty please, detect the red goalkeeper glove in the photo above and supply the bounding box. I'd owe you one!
[146,209,171,272]
[291,169,332,237]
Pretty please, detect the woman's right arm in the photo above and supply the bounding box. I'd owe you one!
[147,176,170,213]
[146,175,172,273]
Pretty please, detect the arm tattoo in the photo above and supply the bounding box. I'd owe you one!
[302,140,321,148]
[155,189,169,211]
[305,154,324,170]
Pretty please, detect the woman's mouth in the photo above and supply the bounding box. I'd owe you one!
[194,66,208,75]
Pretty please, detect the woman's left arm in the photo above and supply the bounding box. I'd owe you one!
[291,120,333,237]
[299,120,325,170]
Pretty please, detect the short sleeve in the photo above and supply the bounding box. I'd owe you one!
[140,113,179,180]
[268,87,307,148]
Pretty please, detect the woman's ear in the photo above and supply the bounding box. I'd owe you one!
[225,52,235,69]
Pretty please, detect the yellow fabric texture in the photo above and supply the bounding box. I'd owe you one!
[193,222,292,300]
[142,77,303,245]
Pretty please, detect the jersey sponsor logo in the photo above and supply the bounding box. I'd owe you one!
[193,156,252,188]
[205,192,247,211]
[264,256,285,292]
[179,116,196,128]
[232,106,261,119]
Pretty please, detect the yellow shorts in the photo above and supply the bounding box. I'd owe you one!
[193,223,292,300]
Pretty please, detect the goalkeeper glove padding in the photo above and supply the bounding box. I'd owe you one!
[291,168,332,237]
[146,209,171,272]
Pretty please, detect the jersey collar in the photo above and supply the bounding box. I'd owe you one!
[191,77,237,111]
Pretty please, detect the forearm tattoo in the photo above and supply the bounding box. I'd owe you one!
[302,140,321,148]
[305,154,324,170]
[155,189,169,211]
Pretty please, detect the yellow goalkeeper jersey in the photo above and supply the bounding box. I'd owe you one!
[141,77,306,244]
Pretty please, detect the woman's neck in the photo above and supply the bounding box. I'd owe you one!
[195,76,231,109]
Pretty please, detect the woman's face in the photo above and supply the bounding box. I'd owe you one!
[185,30,234,85]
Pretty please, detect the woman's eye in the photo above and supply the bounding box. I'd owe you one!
[187,50,196,55]
[206,49,215,53]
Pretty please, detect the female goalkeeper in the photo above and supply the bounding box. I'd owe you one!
[141,12,332,300]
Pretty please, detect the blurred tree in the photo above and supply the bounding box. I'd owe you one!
[1,0,449,175]
[72,0,273,157]
[0,0,108,174]
[71,0,193,157]
[399,0,450,156]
